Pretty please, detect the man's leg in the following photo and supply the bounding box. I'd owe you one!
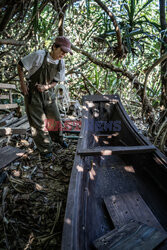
[24,93,52,154]
[44,89,63,144]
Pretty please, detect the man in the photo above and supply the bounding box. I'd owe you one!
[17,36,73,159]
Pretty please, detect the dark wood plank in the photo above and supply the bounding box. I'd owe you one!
[104,191,164,231]
[3,117,19,127]
[78,145,156,156]
[93,221,167,250]
[9,89,12,103]
[83,94,119,103]
[62,130,80,134]
[115,101,152,147]
[0,127,27,135]
[17,121,30,131]
[0,146,25,169]
[0,95,10,99]
[11,115,27,127]
[93,134,113,137]
[0,111,15,125]
[0,83,16,89]
[0,103,18,109]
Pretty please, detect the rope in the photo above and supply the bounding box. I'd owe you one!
[55,83,71,115]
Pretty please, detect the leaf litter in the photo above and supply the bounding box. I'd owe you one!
[0,133,77,249]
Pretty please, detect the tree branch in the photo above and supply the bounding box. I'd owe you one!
[2,73,18,83]
[0,4,17,32]
[71,44,138,82]
[19,0,50,41]
[67,60,89,75]
[94,0,124,57]
[71,44,155,123]
[58,12,65,36]
[71,70,103,95]
[0,39,25,46]
[143,53,167,103]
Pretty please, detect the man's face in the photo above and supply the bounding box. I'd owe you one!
[53,46,67,60]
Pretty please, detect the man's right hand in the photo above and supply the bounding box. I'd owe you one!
[21,84,29,95]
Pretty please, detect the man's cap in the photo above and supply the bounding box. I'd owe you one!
[54,36,73,55]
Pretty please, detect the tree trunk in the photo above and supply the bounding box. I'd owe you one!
[159,0,167,116]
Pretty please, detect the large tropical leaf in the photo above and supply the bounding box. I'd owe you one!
[135,0,154,17]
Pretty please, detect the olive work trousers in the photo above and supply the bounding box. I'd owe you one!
[25,88,63,154]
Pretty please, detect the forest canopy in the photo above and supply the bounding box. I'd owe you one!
[0,0,167,151]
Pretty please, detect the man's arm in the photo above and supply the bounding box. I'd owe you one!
[17,63,29,95]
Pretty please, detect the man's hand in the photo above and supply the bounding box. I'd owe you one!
[36,82,57,92]
[36,84,49,92]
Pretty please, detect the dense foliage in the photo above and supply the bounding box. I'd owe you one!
[0,0,166,149]
[0,1,167,249]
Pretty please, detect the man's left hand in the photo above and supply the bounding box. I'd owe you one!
[36,84,48,92]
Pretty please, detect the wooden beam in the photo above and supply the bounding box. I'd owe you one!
[93,221,167,250]
[0,103,18,109]
[17,122,30,131]
[0,146,25,170]
[0,137,7,147]
[9,89,12,103]
[0,95,10,99]
[0,83,16,89]
[104,191,164,230]
[0,111,15,123]
[77,145,156,156]
[3,117,19,127]
[0,127,27,135]
[12,116,28,127]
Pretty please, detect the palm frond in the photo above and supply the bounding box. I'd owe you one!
[135,0,154,17]
[85,0,90,17]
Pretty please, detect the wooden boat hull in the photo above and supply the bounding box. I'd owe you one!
[62,95,167,250]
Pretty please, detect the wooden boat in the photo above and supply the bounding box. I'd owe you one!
[62,94,167,250]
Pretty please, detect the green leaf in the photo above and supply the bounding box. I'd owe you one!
[136,0,154,17]
[85,0,90,18]
[136,16,160,31]
[129,0,136,23]
[126,28,144,37]
[121,3,130,16]
[99,30,116,38]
